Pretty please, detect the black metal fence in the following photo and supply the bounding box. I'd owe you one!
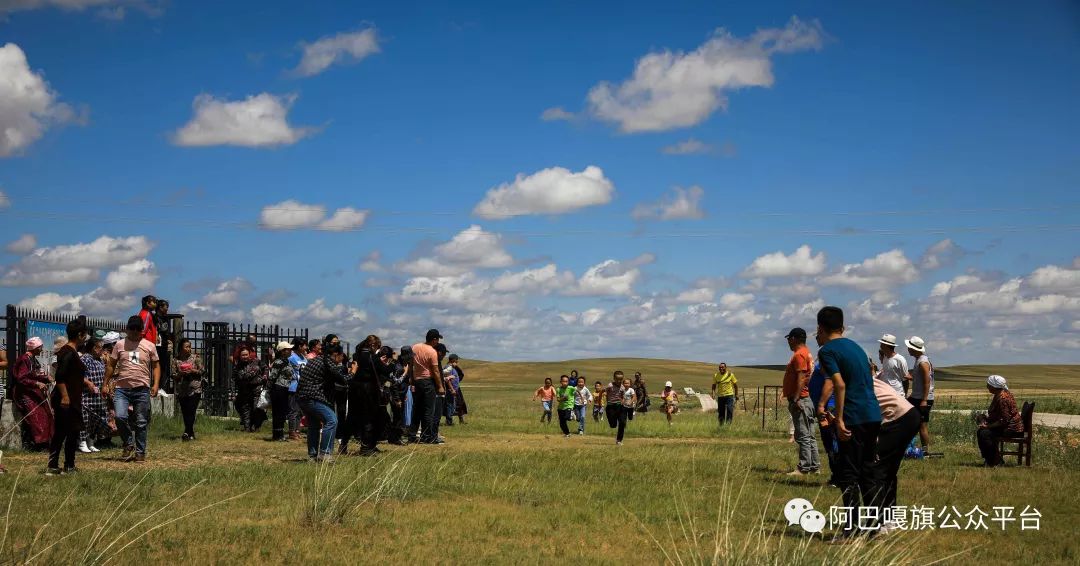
[3,305,129,398]
[179,321,308,416]
[3,305,309,416]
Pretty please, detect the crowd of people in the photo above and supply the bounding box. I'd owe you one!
[3,290,470,472]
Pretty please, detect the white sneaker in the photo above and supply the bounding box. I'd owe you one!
[78,441,92,453]
[88,443,100,453]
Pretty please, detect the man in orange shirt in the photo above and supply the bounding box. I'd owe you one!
[408,329,446,444]
[783,328,820,476]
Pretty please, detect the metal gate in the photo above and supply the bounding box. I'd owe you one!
[179,321,308,416]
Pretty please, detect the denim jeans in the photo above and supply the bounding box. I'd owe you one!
[574,404,588,433]
[298,399,338,458]
[114,387,151,455]
[287,392,301,433]
[717,395,735,424]
[541,400,553,422]
[787,397,820,472]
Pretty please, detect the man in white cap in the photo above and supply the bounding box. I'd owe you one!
[905,336,934,450]
[876,334,909,396]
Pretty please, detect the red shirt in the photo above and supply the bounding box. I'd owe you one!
[783,345,812,400]
[139,309,158,346]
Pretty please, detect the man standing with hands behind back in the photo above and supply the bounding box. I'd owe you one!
[104,315,161,463]
[409,329,446,445]
[783,328,820,476]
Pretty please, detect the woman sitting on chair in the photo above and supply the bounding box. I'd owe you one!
[976,374,1023,467]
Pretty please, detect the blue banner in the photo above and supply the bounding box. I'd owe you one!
[27,319,67,372]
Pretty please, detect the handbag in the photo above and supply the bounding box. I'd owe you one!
[256,388,271,410]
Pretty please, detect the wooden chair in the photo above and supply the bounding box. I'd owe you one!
[999,401,1035,466]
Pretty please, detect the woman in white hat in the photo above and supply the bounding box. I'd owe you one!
[660,381,679,426]
[905,336,935,450]
[12,337,54,450]
[268,341,295,441]
[976,375,1024,467]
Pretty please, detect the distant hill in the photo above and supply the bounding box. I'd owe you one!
[463,358,1080,391]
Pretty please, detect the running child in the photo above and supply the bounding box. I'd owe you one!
[574,378,593,435]
[555,375,575,437]
[593,381,606,422]
[533,377,555,424]
[622,376,637,421]
[661,381,679,425]
[605,371,628,445]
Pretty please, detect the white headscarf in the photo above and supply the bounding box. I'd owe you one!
[987,375,1008,391]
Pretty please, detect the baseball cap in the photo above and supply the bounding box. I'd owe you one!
[665,381,672,387]
[784,328,807,341]
[276,341,293,352]
[426,328,443,341]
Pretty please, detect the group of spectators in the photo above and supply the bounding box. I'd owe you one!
[4,289,469,473]
[7,311,162,475]
[774,305,1025,541]
[222,327,467,462]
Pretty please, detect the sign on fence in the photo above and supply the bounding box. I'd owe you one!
[26,319,66,374]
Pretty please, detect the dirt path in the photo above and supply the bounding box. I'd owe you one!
[935,409,1080,429]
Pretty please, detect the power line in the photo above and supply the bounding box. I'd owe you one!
[2,210,1078,238]
[3,193,1080,219]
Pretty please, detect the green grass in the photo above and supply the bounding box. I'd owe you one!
[0,361,1077,564]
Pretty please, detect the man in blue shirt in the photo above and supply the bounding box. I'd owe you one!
[815,306,882,539]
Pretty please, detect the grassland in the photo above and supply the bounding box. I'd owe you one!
[0,360,1077,565]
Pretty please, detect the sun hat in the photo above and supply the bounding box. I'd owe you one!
[26,336,43,349]
[102,331,122,345]
[878,333,897,347]
[905,336,926,352]
[987,375,1008,390]
[276,340,294,352]
[665,381,673,387]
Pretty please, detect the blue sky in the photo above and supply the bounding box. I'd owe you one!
[1,0,1078,364]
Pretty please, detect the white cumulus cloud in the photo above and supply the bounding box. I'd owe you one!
[259,200,368,231]
[820,249,918,293]
[473,165,615,219]
[202,277,254,306]
[741,245,826,278]
[540,106,575,121]
[318,207,369,231]
[172,93,315,148]
[585,16,824,132]
[631,186,705,221]
[0,42,81,157]
[492,264,573,294]
[103,259,157,295]
[293,27,380,77]
[565,254,654,297]
[5,233,36,254]
[433,225,514,268]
